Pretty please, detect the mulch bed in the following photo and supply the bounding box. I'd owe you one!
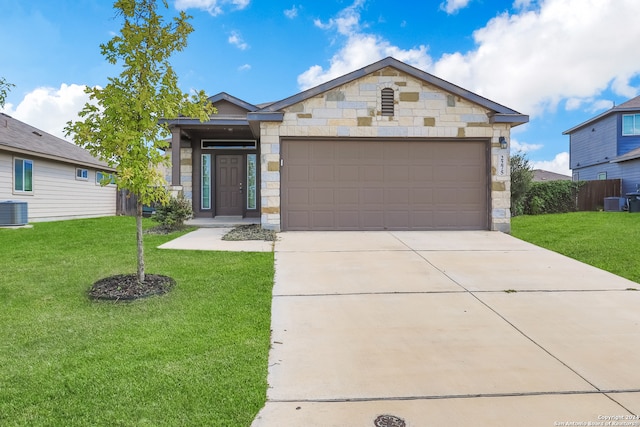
[88,274,175,301]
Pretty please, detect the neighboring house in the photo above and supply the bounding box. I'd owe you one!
[532,169,571,182]
[564,95,640,194]
[165,57,528,232]
[0,113,116,222]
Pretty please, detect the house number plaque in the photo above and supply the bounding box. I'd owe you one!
[498,154,507,176]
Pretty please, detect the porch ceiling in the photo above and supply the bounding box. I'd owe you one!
[179,124,255,142]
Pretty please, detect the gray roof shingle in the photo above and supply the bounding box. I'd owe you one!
[0,113,112,170]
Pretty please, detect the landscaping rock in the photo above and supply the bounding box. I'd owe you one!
[222,224,277,241]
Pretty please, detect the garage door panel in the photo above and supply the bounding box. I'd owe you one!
[288,165,310,182]
[411,211,435,228]
[287,188,310,205]
[385,211,410,229]
[411,165,434,181]
[411,188,434,204]
[311,165,335,181]
[336,211,359,229]
[385,188,410,204]
[337,165,359,181]
[361,211,384,229]
[385,165,410,181]
[335,188,359,204]
[312,188,334,204]
[287,211,310,229]
[282,139,488,231]
[362,166,384,181]
[311,211,334,229]
[362,188,384,204]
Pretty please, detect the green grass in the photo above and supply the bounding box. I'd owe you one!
[0,216,274,426]
[511,211,640,284]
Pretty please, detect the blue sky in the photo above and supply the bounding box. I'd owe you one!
[2,0,640,176]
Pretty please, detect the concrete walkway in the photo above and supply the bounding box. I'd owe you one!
[252,231,640,426]
[157,227,273,252]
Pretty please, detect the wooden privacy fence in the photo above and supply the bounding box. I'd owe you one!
[116,189,138,216]
[576,179,621,211]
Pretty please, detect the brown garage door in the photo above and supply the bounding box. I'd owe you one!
[281,139,488,231]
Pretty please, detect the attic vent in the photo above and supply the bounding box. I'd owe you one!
[381,88,394,117]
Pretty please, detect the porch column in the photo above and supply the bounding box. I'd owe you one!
[171,127,181,186]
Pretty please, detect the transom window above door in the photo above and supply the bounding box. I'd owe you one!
[201,140,257,149]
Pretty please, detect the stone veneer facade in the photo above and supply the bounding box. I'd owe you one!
[165,147,193,199]
[259,67,512,232]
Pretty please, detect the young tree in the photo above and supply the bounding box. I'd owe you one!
[66,0,214,284]
[510,152,534,216]
[0,77,14,108]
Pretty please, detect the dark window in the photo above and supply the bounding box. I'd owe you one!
[381,88,394,117]
[14,158,33,192]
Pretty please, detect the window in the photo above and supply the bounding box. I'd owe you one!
[14,158,33,193]
[76,168,88,180]
[622,114,640,135]
[247,154,257,210]
[597,172,607,180]
[381,88,394,117]
[201,140,257,150]
[96,172,115,185]
[202,154,211,210]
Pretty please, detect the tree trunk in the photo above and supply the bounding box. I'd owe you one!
[136,199,145,283]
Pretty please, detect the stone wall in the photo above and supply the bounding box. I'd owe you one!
[260,67,512,232]
[164,147,193,200]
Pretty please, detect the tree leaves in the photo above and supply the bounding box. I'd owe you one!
[64,0,215,282]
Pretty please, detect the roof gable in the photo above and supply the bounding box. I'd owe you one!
[207,92,258,113]
[0,113,111,170]
[255,57,528,125]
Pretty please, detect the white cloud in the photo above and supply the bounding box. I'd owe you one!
[228,31,249,50]
[313,0,365,36]
[513,0,536,10]
[284,5,299,19]
[531,152,571,176]
[440,0,472,14]
[238,63,251,71]
[587,99,614,113]
[511,138,543,153]
[1,84,93,141]
[432,0,640,117]
[298,34,430,90]
[298,0,430,90]
[174,0,249,16]
[565,97,613,113]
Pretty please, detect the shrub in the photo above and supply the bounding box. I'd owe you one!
[154,194,193,230]
[510,153,534,216]
[523,180,582,215]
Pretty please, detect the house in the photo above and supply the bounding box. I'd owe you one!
[564,95,640,194]
[165,57,528,232]
[532,169,571,182]
[0,113,116,222]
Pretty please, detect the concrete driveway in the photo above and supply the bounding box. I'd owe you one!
[252,231,640,426]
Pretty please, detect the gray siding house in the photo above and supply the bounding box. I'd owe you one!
[565,95,640,194]
[166,57,528,232]
[0,113,116,222]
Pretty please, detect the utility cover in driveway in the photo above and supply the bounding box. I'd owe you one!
[281,139,488,231]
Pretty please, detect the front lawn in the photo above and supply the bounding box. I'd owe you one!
[511,211,640,283]
[0,216,274,426]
